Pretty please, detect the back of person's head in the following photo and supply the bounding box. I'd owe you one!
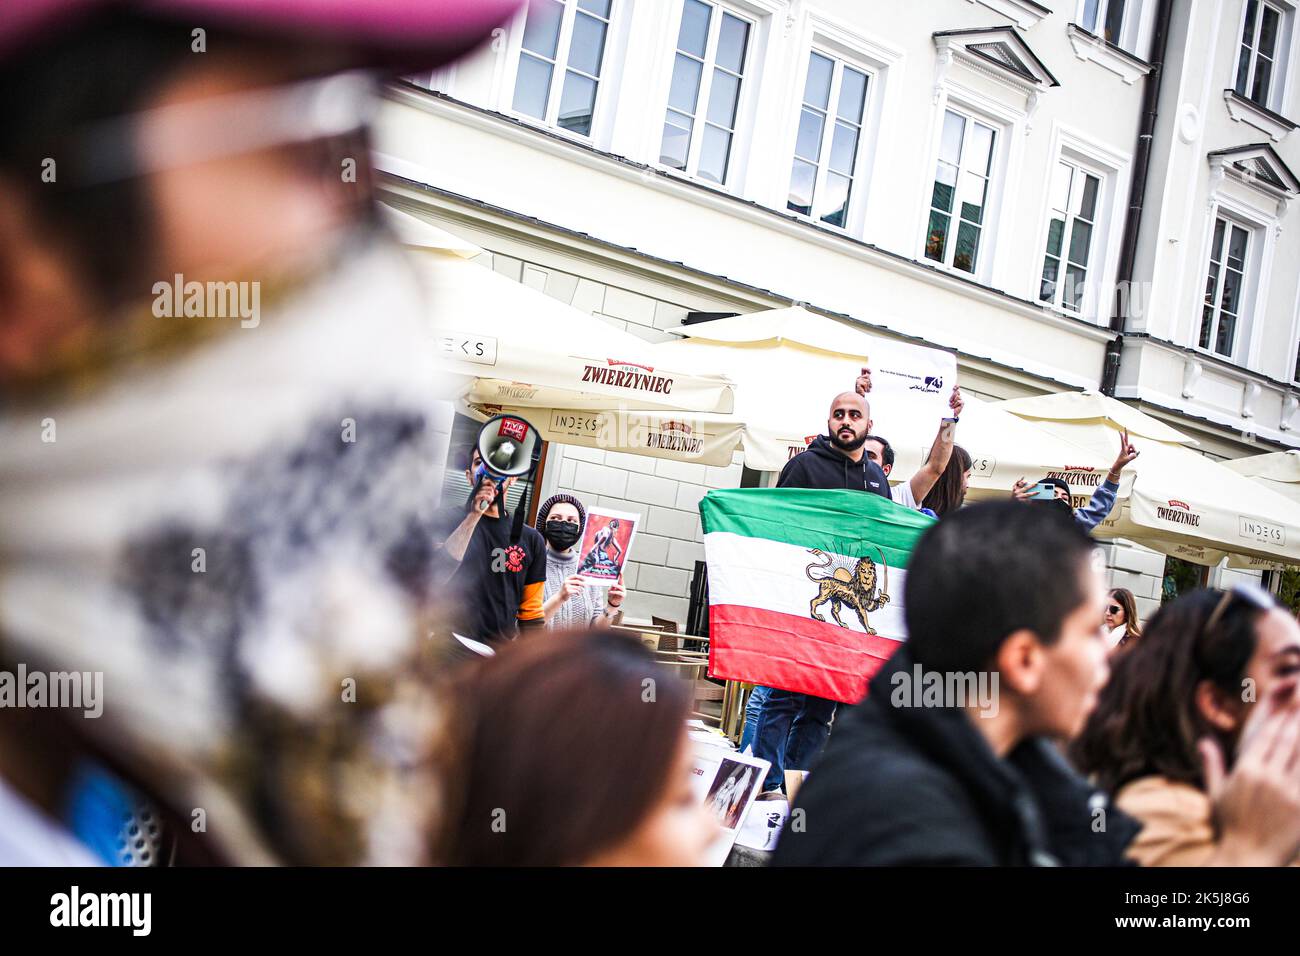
[904,501,1098,674]
[920,444,973,517]
[433,629,705,866]
[1072,588,1284,793]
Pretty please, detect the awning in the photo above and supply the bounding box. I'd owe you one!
[387,210,737,465]
[655,307,1114,487]
[998,390,1300,566]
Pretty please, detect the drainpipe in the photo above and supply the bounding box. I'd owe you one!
[1101,0,1176,396]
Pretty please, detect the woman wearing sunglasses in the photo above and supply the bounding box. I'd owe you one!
[1072,585,1300,865]
[1104,588,1142,651]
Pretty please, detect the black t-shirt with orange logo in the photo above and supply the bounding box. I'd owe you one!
[433,505,547,644]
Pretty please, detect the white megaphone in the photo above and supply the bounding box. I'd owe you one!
[471,414,542,543]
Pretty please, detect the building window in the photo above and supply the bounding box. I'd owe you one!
[1234,0,1286,108]
[925,109,997,275]
[660,0,752,185]
[1200,217,1252,358]
[1081,0,1130,44]
[512,0,613,137]
[1039,160,1101,313]
[786,52,869,228]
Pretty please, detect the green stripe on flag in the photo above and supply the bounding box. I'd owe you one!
[700,488,932,569]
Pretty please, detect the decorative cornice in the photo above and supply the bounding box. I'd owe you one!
[1066,23,1153,85]
[963,0,1051,31]
[1223,89,1297,143]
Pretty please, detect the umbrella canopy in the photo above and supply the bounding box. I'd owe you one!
[655,308,1113,488]
[997,390,1300,566]
[389,214,738,464]
[1223,450,1300,506]
[409,245,733,415]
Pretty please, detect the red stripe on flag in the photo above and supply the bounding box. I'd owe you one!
[707,603,903,704]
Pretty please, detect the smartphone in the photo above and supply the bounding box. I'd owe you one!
[1028,481,1058,501]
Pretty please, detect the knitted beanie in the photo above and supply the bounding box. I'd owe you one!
[536,493,587,532]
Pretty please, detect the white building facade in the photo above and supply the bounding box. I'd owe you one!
[375,0,1300,625]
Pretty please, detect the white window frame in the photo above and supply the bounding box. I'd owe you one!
[917,91,1016,284]
[1076,0,1145,52]
[1193,204,1268,364]
[1198,214,1255,360]
[1037,159,1105,315]
[1232,0,1294,114]
[1032,125,1130,325]
[784,47,875,231]
[656,0,759,187]
[500,0,626,146]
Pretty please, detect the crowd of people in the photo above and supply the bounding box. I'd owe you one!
[4,0,1300,873]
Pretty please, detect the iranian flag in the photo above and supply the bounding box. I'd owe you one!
[700,488,933,704]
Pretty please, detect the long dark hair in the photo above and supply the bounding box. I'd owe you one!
[922,444,972,517]
[433,629,692,866]
[1110,587,1142,645]
[1071,589,1265,793]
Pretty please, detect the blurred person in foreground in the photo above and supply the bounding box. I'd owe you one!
[773,503,1300,866]
[432,630,717,866]
[1103,587,1142,651]
[1072,586,1300,866]
[0,0,521,865]
[535,493,625,630]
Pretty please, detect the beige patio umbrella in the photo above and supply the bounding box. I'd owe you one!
[654,307,1115,488]
[1224,449,1300,506]
[387,209,739,465]
[997,390,1300,566]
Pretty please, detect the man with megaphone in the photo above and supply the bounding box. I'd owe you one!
[433,415,548,646]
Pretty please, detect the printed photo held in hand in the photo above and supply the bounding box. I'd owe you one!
[576,507,639,586]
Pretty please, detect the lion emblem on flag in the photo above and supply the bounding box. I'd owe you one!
[804,548,890,635]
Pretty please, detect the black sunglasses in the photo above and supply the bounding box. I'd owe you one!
[1107,604,1123,615]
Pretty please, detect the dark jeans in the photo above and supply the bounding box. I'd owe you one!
[738,684,772,754]
[751,688,837,792]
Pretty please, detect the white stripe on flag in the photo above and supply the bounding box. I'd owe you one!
[705,530,909,641]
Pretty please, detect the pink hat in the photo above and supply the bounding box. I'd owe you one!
[0,0,523,68]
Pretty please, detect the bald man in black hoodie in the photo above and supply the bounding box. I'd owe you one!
[750,391,893,792]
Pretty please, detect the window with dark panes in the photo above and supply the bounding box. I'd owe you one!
[1039,161,1101,313]
[661,0,752,185]
[1234,0,1285,109]
[1200,217,1251,358]
[925,109,996,275]
[1080,0,1129,46]
[787,51,869,228]
[512,0,613,137]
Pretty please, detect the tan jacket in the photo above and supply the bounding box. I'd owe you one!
[1118,774,1300,866]
[1115,776,1217,867]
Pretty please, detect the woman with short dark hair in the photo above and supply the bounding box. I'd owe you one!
[433,630,717,866]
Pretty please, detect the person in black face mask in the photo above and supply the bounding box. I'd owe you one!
[537,494,625,630]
